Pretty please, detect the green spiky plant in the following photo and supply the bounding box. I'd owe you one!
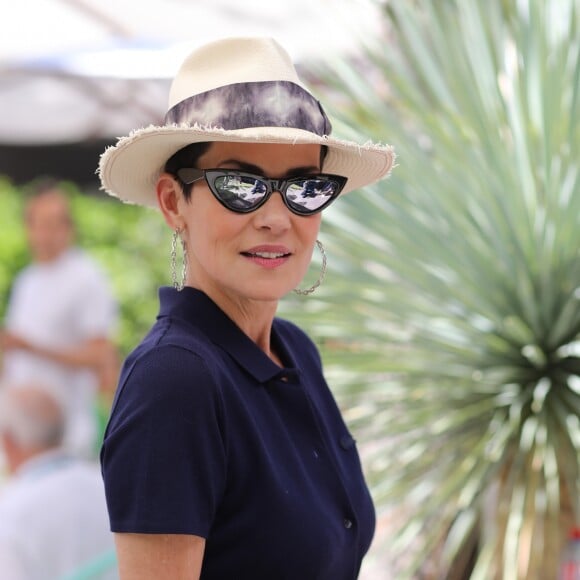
[280,0,580,578]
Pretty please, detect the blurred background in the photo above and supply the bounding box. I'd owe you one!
[0,0,579,579]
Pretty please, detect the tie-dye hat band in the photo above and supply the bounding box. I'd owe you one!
[165,80,332,136]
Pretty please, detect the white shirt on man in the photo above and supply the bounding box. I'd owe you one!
[0,449,117,579]
[2,248,117,457]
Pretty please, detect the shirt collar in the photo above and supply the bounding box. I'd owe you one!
[157,287,298,385]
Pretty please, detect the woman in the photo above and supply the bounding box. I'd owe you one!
[99,37,395,579]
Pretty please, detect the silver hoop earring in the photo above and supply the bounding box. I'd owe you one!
[171,229,188,291]
[293,240,327,296]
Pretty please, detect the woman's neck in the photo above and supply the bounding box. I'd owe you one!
[193,284,281,364]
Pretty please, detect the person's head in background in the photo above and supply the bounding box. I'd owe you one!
[23,179,75,263]
[0,385,65,474]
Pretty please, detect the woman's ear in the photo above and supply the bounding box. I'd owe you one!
[156,173,184,230]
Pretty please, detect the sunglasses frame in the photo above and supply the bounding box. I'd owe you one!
[175,168,347,216]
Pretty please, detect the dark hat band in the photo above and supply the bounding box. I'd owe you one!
[164,80,332,136]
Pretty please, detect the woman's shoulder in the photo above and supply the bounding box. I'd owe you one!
[132,314,223,364]
[117,317,226,401]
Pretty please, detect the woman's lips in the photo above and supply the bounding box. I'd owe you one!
[241,245,292,269]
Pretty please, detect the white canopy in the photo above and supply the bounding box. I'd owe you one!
[0,0,381,144]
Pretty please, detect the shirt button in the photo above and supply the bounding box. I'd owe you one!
[344,518,353,529]
[340,435,355,450]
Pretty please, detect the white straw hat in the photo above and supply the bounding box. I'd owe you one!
[98,36,395,207]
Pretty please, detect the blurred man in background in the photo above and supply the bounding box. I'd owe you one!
[0,384,117,579]
[0,179,118,458]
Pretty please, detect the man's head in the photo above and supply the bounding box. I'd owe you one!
[24,180,74,263]
[0,385,65,474]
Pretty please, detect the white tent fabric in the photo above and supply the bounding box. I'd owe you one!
[0,0,381,144]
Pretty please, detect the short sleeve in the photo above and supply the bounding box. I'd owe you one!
[100,345,227,536]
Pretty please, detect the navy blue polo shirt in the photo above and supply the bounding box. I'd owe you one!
[101,287,375,579]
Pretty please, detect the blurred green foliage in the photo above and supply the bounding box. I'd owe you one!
[0,180,29,298]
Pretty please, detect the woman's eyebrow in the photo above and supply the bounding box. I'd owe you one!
[217,159,320,176]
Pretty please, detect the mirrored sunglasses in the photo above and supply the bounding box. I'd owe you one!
[176,168,347,215]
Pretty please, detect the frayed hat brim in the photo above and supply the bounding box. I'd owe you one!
[98,123,395,208]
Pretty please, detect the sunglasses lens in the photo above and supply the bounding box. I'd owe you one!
[213,174,268,211]
[285,178,341,213]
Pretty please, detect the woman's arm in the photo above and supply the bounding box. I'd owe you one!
[114,533,206,580]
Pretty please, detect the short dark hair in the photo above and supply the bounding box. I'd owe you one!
[164,143,212,200]
[24,177,65,198]
[22,177,74,226]
[164,142,329,202]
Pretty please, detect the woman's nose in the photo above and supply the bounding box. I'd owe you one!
[252,190,292,232]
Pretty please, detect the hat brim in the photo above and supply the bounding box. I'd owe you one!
[98,124,395,208]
